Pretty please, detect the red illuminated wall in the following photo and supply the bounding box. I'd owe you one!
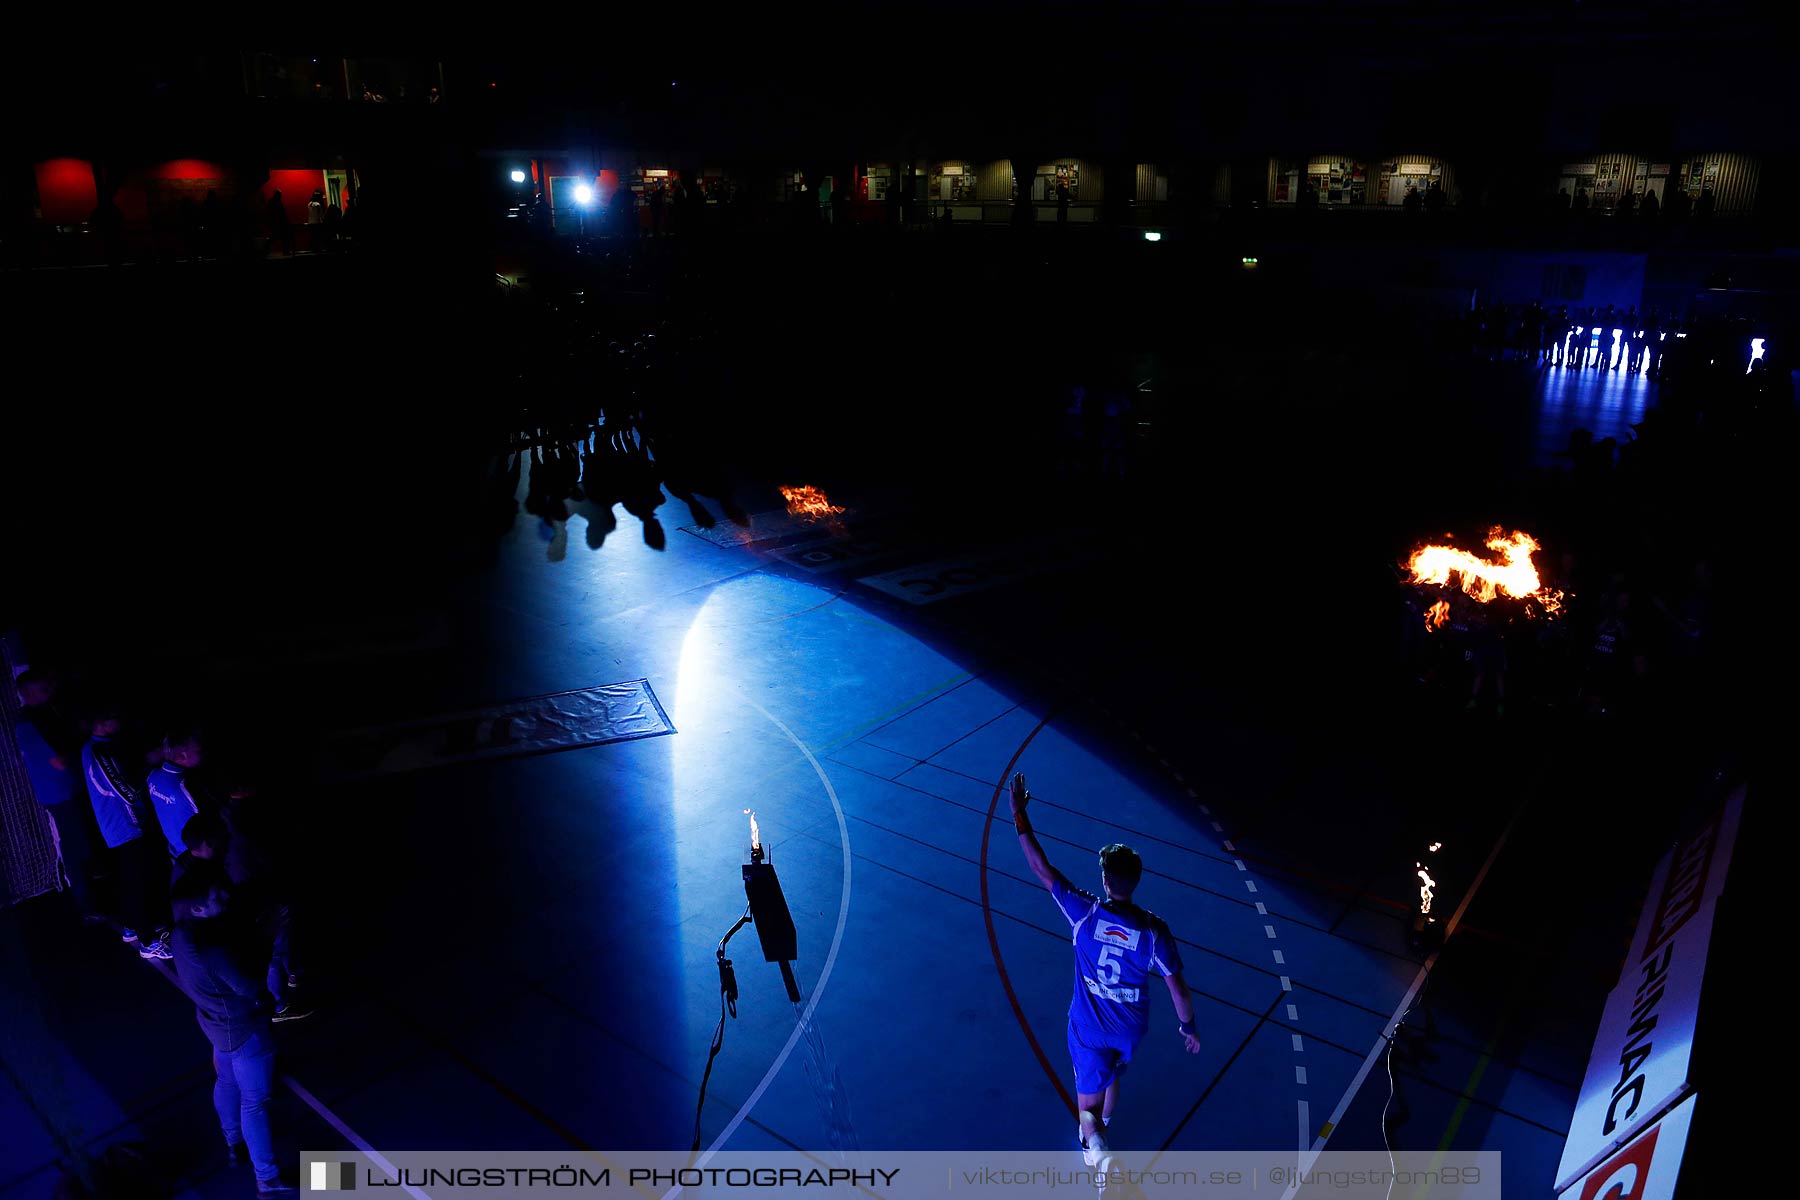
[34,159,97,223]
[260,170,326,219]
[146,159,229,181]
[111,159,233,226]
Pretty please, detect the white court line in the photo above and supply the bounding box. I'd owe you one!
[1296,1100,1311,1172]
[1256,903,1267,915]
[1287,1004,1299,1021]
[1272,950,1285,964]
[1245,881,1258,893]
[283,1078,435,1200]
[1295,1066,1308,1085]
[1280,976,1292,992]
[1264,925,1278,939]
[668,689,855,1198]
[1277,799,1526,1200]
[1291,1035,1304,1053]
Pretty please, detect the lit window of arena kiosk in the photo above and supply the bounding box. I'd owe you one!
[928,160,985,222]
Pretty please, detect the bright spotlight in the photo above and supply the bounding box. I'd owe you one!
[1748,337,1766,374]
[574,184,595,206]
[1143,231,1162,242]
[510,170,527,183]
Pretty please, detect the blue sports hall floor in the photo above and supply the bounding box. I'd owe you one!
[1,258,1743,1200]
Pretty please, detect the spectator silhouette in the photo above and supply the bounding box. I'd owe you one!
[648,182,666,236]
[1615,189,1636,219]
[1056,178,1071,224]
[1572,188,1589,215]
[306,189,327,251]
[200,189,225,258]
[264,191,293,257]
[168,872,297,1194]
[609,185,636,239]
[1640,188,1659,220]
[89,193,126,265]
[1403,185,1421,214]
[1695,187,1715,219]
[177,197,201,260]
[1554,187,1571,213]
[1424,180,1446,214]
[1665,187,1690,221]
[1544,303,1568,365]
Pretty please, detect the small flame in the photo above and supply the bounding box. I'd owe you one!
[780,485,845,520]
[1416,863,1437,916]
[745,808,761,853]
[1427,842,1442,853]
[1407,527,1564,620]
[1425,599,1450,631]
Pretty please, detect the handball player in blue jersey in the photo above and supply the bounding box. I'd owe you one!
[1010,772,1200,1169]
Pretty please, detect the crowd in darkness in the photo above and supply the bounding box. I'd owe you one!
[11,664,308,1196]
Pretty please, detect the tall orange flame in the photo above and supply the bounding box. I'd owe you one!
[1425,599,1450,631]
[1407,527,1563,618]
[780,485,845,520]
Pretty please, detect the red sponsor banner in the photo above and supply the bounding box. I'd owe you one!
[1566,1093,1696,1200]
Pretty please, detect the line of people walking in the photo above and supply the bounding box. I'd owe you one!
[1463,299,1678,375]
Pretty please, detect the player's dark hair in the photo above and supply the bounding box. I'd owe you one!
[1099,843,1142,894]
[171,868,226,913]
[181,812,228,853]
[82,695,125,726]
[164,723,204,750]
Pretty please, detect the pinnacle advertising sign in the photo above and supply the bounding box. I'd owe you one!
[1554,788,1743,1192]
[1561,1094,1697,1200]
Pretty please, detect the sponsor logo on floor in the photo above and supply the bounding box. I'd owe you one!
[318,680,674,781]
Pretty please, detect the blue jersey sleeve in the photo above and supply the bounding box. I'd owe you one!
[1146,917,1183,977]
[1050,872,1099,927]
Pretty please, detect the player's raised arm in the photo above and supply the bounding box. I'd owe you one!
[1010,773,1063,890]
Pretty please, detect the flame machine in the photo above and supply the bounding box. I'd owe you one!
[692,812,804,1153]
[742,812,802,1002]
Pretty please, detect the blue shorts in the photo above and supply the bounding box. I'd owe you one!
[1068,1020,1144,1094]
